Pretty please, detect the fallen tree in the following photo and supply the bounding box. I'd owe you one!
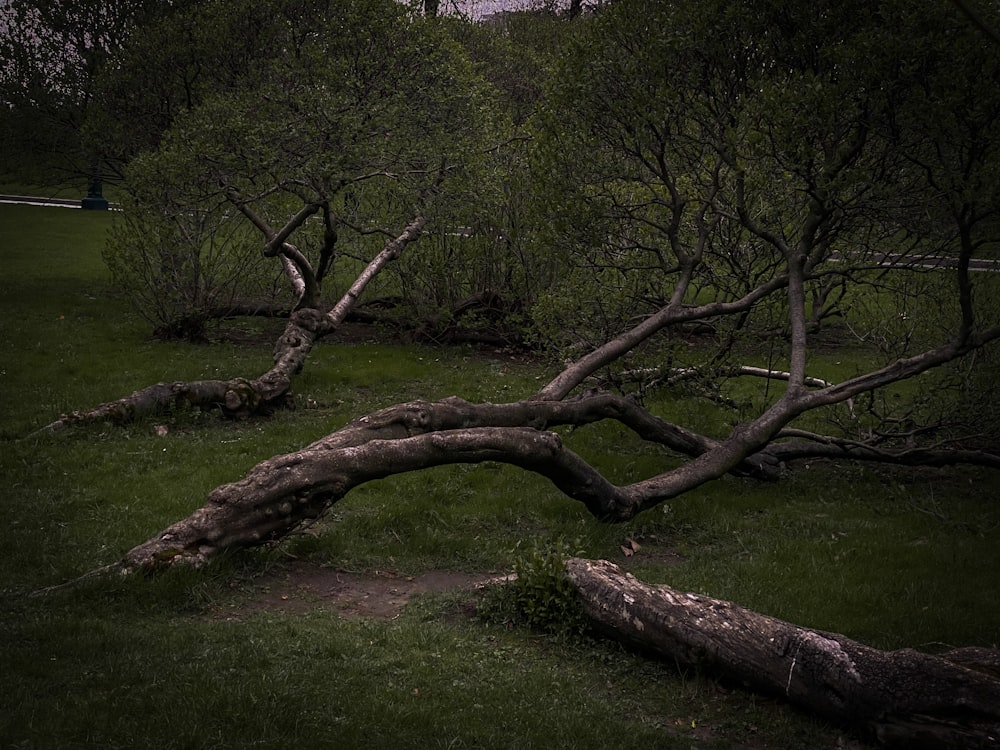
[101,319,1000,574]
[565,558,1000,750]
[33,214,430,433]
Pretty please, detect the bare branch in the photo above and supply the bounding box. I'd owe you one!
[799,325,1000,411]
[534,274,790,401]
[764,430,1000,470]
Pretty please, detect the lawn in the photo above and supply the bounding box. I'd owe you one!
[1,204,998,749]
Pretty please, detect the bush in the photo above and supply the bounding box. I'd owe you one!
[480,537,588,638]
[104,195,282,341]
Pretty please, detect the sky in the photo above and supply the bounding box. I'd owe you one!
[440,0,549,18]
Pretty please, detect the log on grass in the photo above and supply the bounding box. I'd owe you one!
[565,558,1000,749]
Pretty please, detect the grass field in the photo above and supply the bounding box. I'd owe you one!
[1,204,998,749]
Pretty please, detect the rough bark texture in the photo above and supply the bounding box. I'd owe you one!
[565,558,1000,750]
[101,382,1000,573]
[115,393,784,572]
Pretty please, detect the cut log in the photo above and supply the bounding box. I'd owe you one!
[565,558,1000,749]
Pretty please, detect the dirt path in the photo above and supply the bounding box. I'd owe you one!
[212,561,502,620]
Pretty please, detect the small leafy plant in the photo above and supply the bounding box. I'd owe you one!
[480,537,588,638]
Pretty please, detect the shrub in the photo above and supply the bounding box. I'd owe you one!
[480,537,587,638]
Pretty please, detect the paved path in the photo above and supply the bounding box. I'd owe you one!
[0,194,85,208]
[0,194,119,209]
[1,195,995,271]
[872,251,1000,273]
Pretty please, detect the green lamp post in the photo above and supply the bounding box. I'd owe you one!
[81,161,109,210]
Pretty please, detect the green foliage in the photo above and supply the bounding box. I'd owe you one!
[103,191,281,339]
[480,537,588,637]
[97,0,497,336]
[0,0,184,188]
[526,0,1000,450]
[338,15,564,343]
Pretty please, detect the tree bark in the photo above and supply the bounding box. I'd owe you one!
[91,388,998,574]
[565,558,1000,750]
[112,392,785,572]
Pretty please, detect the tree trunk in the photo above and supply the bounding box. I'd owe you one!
[112,393,785,572]
[565,558,1000,750]
[62,385,999,575]
[30,216,426,435]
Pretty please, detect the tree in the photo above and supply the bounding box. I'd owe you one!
[567,559,1000,749]
[377,16,561,345]
[0,0,179,185]
[83,0,489,385]
[29,1,1000,743]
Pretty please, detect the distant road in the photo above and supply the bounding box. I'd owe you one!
[829,251,1000,273]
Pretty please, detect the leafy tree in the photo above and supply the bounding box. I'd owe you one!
[99,0,491,343]
[377,16,562,344]
[530,0,1000,433]
[0,0,180,185]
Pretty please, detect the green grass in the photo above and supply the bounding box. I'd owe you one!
[2,203,999,749]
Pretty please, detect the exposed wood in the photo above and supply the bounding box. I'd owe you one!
[565,558,1000,750]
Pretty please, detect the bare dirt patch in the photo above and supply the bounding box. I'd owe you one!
[213,560,500,620]
[207,541,685,621]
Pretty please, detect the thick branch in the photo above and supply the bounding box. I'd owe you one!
[566,558,1000,749]
[280,254,307,302]
[225,190,321,305]
[114,392,784,572]
[29,380,245,435]
[119,426,630,571]
[326,214,426,326]
[297,394,776,478]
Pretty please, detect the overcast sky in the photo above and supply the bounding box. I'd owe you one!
[443,0,542,18]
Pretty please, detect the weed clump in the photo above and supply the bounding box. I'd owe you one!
[480,538,588,638]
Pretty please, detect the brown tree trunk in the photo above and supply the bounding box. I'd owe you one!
[565,558,1000,750]
[75,386,998,574]
[30,216,426,435]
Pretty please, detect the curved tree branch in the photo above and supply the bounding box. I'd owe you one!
[29,215,429,434]
[111,390,788,572]
[533,274,790,401]
[798,325,1000,411]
